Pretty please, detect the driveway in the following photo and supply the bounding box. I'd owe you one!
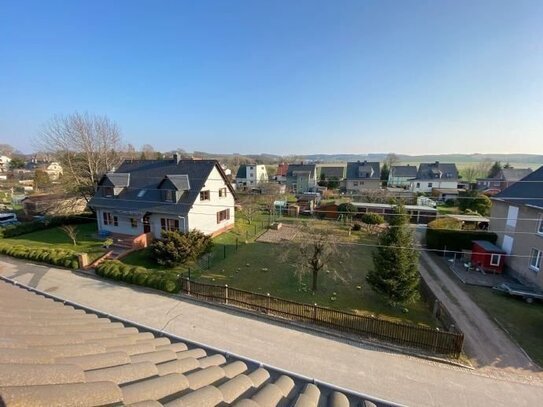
[1,256,543,407]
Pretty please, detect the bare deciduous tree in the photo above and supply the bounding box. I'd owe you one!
[140,144,155,159]
[0,144,15,156]
[385,153,400,168]
[60,224,78,246]
[239,197,260,225]
[284,224,338,293]
[36,112,125,202]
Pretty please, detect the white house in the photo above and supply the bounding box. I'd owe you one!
[409,162,459,193]
[88,156,236,238]
[235,164,268,188]
[44,162,63,180]
[0,156,11,173]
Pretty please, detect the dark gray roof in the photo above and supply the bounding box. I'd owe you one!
[236,165,247,179]
[390,165,417,178]
[346,161,380,180]
[287,164,316,177]
[105,173,130,187]
[473,240,506,253]
[0,278,396,407]
[494,165,543,208]
[414,162,458,181]
[89,159,234,216]
[165,174,190,191]
[500,168,533,181]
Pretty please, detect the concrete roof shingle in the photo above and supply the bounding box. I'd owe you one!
[0,278,396,407]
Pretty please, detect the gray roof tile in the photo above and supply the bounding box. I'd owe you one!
[494,165,543,208]
[346,161,381,180]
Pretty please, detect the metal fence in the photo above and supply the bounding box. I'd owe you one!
[180,279,464,358]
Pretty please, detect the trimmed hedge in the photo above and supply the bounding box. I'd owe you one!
[0,213,95,238]
[426,228,498,253]
[0,242,79,269]
[95,260,180,294]
[360,212,385,225]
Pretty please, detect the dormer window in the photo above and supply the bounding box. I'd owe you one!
[165,190,175,202]
[104,187,114,197]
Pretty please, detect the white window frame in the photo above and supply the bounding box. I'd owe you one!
[219,187,227,198]
[537,214,543,236]
[506,206,518,228]
[529,248,542,272]
[490,254,501,267]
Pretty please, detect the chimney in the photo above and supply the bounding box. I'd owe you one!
[173,153,181,164]
[435,161,439,165]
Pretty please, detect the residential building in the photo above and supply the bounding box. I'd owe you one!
[286,163,317,193]
[476,168,533,194]
[490,166,543,290]
[409,162,458,193]
[344,161,381,192]
[88,156,236,238]
[21,193,87,216]
[315,163,347,182]
[388,165,417,188]
[274,162,289,183]
[235,164,268,188]
[0,155,11,173]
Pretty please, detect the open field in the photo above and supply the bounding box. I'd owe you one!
[2,223,106,262]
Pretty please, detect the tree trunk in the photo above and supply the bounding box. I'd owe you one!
[312,269,318,292]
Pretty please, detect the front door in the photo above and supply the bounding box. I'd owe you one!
[143,215,151,233]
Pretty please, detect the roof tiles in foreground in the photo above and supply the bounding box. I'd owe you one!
[0,278,395,407]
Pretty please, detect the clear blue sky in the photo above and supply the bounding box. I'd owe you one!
[1,0,542,155]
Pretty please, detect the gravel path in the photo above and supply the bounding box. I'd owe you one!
[2,256,543,407]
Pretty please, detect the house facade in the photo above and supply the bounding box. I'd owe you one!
[88,157,236,238]
[476,168,533,193]
[388,165,417,188]
[286,163,317,193]
[344,161,381,192]
[490,166,543,290]
[235,164,268,188]
[315,163,346,182]
[0,156,11,173]
[409,162,458,193]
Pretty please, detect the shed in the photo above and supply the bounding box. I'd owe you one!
[471,240,506,274]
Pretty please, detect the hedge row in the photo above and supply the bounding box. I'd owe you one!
[0,213,95,238]
[95,260,179,293]
[426,228,498,253]
[0,242,79,269]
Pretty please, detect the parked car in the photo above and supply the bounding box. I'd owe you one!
[0,212,20,227]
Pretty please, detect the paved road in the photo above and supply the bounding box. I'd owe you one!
[2,257,543,407]
[419,251,538,371]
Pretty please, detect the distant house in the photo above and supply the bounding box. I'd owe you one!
[388,165,417,188]
[0,156,11,173]
[315,163,346,182]
[286,163,317,193]
[344,161,381,192]
[274,162,289,183]
[490,166,543,290]
[88,156,236,238]
[409,162,458,193]
[235,164,268,189]
[21,194,87,216]
[476,168,533,194]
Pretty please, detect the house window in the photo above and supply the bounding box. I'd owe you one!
[490,254,501,266]
[160,218,179,232]
[416,182,420,188]
[219,187,227,198]
[104,187,114,197]
[353,181,358,186]
[428,182,433,188]
[164,190,174,202]
[130,218,137,228]
[506,206,518,228]
[529,248,542,272]
[249,173,254,178]
[113,216,118,227]
[537,215,543,236]
[200,190,210,201]
[216,209,230,223]
[103,212,113,225]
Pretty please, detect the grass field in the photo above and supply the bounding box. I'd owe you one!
[462,285,543,367]
[3,223,106,262]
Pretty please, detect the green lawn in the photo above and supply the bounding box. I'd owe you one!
[462,285,543,367]
[3,223,106,262]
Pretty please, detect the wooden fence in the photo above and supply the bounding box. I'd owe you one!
[179,279,464,358]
